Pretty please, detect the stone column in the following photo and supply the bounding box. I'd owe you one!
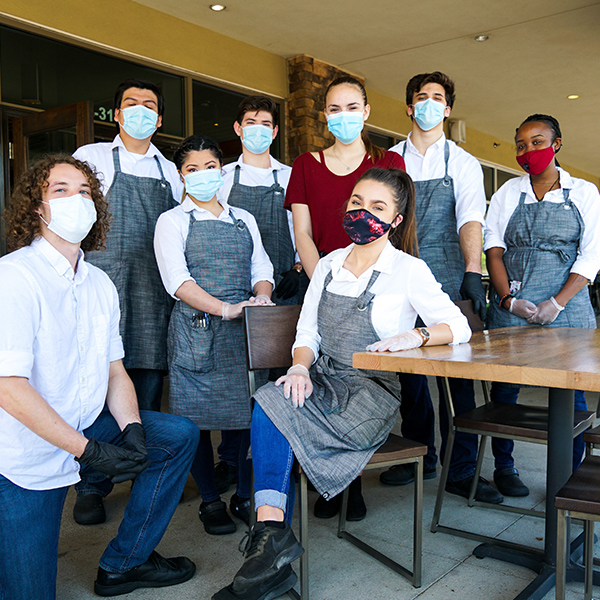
[286,55,364,163]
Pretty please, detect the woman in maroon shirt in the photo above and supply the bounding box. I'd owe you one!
[285,76,406,279]
[284,76,406,522]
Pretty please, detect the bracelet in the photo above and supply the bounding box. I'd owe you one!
[550,296,565,312]
[499,293,513,309]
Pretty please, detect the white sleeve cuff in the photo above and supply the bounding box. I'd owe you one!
[0,351,34,378]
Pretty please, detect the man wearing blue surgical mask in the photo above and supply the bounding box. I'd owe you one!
[72,79,183,526]
[381,72,506,504]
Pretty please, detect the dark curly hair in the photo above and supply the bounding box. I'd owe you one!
[4,154,111,253]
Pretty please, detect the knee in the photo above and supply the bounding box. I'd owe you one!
[143,412,200,457]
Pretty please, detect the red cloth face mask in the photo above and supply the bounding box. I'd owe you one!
[516,146,555,175]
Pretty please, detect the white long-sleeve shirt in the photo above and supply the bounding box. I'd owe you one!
[484,168,600,282]
[293,241,471,360]
[154,196,274,299]
[389,133,486,233]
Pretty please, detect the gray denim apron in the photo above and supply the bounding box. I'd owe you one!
[227,166,297,304]
[86,148,175,370]
[168,212,266,429]
[403,141,464,300]
[254,270,401,499]
[487,188,595,329]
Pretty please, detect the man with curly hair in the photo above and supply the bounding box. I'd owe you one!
[0,155,199,599]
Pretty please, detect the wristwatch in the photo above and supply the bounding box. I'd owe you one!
[416,327,431,347]
[292,263,303,273]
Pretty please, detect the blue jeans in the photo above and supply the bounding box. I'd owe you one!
[0,410,199,599]
[126,368,166,412]
[490,383,587,472]
[190,429,252,503]
[251,403,295,521]
[399,373,478,481]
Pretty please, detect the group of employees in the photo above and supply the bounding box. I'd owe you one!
[0,67,598,600]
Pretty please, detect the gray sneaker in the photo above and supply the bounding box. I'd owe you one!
[232,521,303,593]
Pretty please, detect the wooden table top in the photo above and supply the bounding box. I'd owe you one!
[353,327,600,392]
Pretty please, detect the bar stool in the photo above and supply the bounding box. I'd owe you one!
[555,455,600,600]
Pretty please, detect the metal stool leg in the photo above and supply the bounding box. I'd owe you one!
[431,428,455,532]
[584,519,594,600]
[468,434,488,506]
[413,456,423,587]
[295,473,309,600]
[556,508,568,600]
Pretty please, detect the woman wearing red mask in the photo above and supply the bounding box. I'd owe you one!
[484,114,600,493]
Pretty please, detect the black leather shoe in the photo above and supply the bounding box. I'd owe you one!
[200,499,237,535]
[73,493,106,525]
[215,461,237,495]
[494,468,530,497]
[313,493,341,519]
[212,564,297,600]
[380,463,437,486]
[94,551,195,596]
[230,494,251,526]
[446,476,504,504]
[314,477,367,521]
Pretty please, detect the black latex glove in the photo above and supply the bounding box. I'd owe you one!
[121,422,148,458]
[76,438,150,484]
[459,272,487,320]
[275,269,301,300]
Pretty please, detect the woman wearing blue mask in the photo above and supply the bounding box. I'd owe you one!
[212,168,470,600]
[154,135,275,536]
[484,114,600,491]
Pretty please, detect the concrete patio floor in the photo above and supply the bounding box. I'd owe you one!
[55,381,599,600]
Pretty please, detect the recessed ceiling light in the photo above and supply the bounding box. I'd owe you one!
[210,4,226,11]
[474,35,489,42]
[567,94,579,100]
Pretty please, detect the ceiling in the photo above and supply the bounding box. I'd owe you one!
[134,0,600,176]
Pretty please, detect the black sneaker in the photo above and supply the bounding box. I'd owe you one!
[215,461,237,495]
[199,499,237,535]
[94,551,195,596]
[446,475,504,504]
[230,494,251,526]
[494,467,530,497]
[212,564,297,600]
[232,521,303,593]
[379,463,437,486]
[73,493,106,525]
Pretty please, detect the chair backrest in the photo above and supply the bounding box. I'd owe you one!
[242,305,302,372]
[454,299,485,333]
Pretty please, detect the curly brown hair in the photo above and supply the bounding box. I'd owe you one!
[4,154,111,253]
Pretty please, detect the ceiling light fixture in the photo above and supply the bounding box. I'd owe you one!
[474,35,489,42]
[567,94,579,100]
[210,4,226,11]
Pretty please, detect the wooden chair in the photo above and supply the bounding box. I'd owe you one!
[243,305,425,600]
[431,301,596,545]
[556,455,600,600]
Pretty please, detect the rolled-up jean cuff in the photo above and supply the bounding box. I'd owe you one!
[255,489,287,512]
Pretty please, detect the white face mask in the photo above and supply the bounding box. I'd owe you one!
[40,193,97,244]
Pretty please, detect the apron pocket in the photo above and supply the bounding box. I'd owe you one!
[169,311,216,373]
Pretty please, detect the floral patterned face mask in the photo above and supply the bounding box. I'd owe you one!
[342,209,395,245]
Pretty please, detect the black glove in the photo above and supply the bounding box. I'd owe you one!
[76,438,150,484]
[275,269,301,300]
[121,422,148,458]
[459,272,487,320]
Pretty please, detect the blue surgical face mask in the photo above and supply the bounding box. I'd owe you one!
[120,105,159,140]
[242,124,274,155]
[412,98,446,132]
[326,111,364,145]
[184,169,224,202]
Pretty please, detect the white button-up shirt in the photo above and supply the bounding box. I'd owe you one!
[389,134,486,233]
[484,168,600,281]
[0,238,124,490]
[154,196,274,299]
[293,241,471,360]
[73,135,183,201]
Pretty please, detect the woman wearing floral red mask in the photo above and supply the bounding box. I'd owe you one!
[484,114,600,493]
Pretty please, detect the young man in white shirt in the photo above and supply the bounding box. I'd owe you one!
[73,79,183,523]
[214,96,305,496]
[382,72,515,502]
[0,155,198,599]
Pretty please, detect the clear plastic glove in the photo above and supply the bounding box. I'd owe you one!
[249,294,275,306]
[275,364,313,408]
[366,329,423,352]
[76,438,150,483]
[222,300,253,320]
[527,297,563,325]
[460,272,487,320]
[508,298,538,320]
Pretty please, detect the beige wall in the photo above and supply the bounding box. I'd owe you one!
[1,0,598,186]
